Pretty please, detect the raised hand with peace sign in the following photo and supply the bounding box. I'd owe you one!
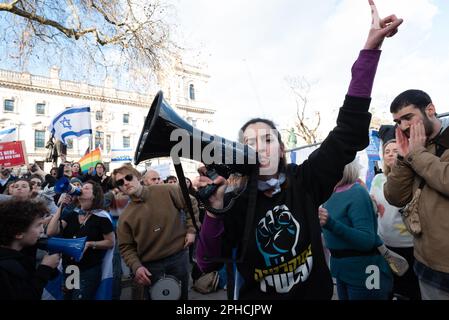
[364,0,403,50]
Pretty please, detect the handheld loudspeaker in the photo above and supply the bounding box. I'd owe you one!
[134,91,258,201]
[55,176,81,196]
[37,236,87,262]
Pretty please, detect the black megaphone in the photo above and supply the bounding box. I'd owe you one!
[134,91,258,200]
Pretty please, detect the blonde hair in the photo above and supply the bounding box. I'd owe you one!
[382,139,396,176]
[337,158,361,187]
[111,164,142,185]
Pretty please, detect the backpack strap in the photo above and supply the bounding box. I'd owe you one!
[419,127,449,189]
[434,126,449,157]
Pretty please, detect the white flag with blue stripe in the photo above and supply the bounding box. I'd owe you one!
[48,106,92,144]
[0,126,18,142]
[93,210,115,300]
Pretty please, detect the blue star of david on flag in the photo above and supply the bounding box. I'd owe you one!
[48,106,92,144]
[59,117,72,130]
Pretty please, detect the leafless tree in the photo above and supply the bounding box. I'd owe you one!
[285,76,321,145]
[0,0,176,88]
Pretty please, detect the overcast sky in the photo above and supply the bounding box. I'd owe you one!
[171,0,449,141]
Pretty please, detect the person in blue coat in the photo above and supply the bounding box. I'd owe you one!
[320,159,393,300]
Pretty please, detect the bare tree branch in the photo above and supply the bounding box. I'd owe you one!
[285,76,321,145]
[0,0,176,86]
[1,2,95,41]
[90,0,126,27]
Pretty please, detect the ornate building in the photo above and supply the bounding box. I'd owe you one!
[159,57,215,133]
[0,61,215,177]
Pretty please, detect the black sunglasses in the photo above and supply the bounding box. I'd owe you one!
[115,174,134,187]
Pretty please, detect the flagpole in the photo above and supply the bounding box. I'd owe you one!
[91,145,93,174]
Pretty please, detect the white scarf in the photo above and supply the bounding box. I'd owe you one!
[257,173,286,195]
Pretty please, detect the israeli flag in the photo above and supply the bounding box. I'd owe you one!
[365,130,381,190]
[0,126,18,142]
[93,210,115,300]
[42,263,64,300]
[48,106,92,144]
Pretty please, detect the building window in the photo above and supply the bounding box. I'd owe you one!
[123,113,129,124]
[66,138,73,149]
[35,130,45,148]
[95,131,104,149]
[189,84,195,100]
[123,136,130,148]
[4,99,14,112]
[106,135,111,153]
[96,111,103,121]
[36,103,45,115]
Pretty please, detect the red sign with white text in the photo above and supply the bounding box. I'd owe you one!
[0,141,28,167]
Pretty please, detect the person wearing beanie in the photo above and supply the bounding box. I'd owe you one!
[70,177,83,188]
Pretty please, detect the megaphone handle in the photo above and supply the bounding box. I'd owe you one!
[197,183,218,201]
[201,197,237,216]
[197,168,221,201]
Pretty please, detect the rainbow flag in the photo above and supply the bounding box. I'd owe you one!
[79,148,102,173]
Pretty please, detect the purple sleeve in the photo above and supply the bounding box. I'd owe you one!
[347,49,382,98]
[195,213,225,273]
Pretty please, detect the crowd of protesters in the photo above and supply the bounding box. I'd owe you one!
[1,96,449,301]
[0,160,203,300]
[1,2,449,301]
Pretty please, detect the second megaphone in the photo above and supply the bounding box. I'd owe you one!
[37,236,87,262]
[55,176,81,196]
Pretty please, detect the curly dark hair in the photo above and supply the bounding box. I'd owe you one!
[0,199,48,246]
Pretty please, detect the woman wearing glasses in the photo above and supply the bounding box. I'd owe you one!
[30,175,44,195]
[47,180,114,300]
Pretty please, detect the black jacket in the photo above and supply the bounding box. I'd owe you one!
[222,95,372,300]
[87,174,113,193]
[0,247,54,300]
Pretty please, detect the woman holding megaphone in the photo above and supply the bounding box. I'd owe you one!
[47,180,114,300]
